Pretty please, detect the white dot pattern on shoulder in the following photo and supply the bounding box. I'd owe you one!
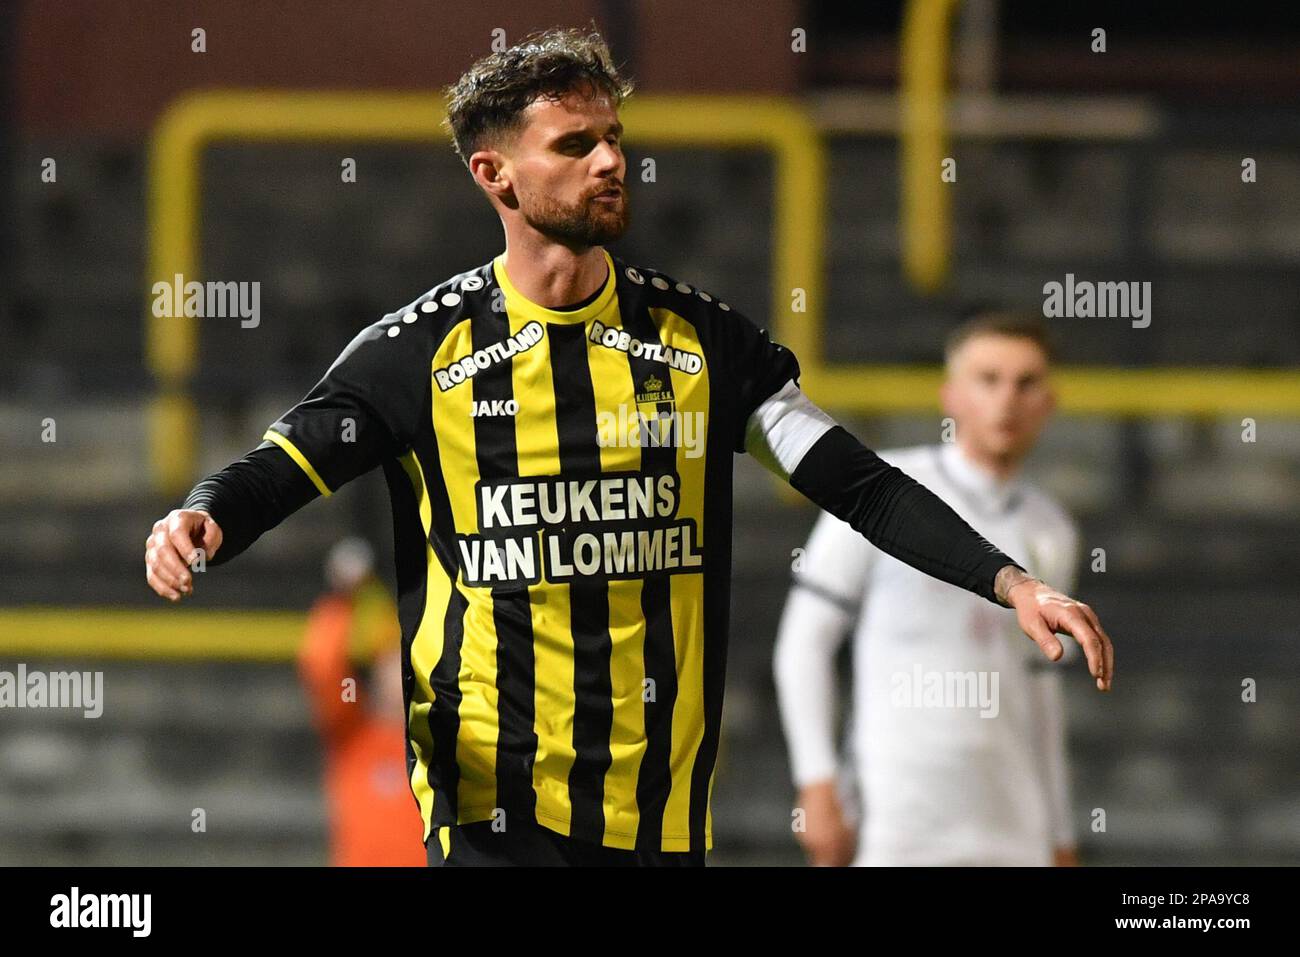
[420,300,437,313]
[650,277,669,290]
[675,282,691,293]
[719,302,731,310]
[461,276,484,291]
[698,291,712,301]
[402,311,417,323]
[440,292,461,306]
[387,326,401,337]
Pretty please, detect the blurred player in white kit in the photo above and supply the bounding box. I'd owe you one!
[774,311,1082,867]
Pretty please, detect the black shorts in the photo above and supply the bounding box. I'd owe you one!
[426,819,706,867]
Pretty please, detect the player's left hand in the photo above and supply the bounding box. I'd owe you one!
[1002,572,1114,692]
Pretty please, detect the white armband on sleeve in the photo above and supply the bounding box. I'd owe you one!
[743,380,838,481]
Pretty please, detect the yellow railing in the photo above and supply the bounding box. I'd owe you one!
[0,608,305,660]
[900,0,961,292]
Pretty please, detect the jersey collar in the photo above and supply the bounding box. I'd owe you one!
[491,247,617,325]
[937,441,1024,514]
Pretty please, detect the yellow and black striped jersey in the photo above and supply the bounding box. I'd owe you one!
[263,247,800,852]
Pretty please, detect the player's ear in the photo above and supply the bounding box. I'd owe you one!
[471,150,513,203]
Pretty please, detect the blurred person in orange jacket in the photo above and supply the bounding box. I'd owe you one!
[298,537,424,866]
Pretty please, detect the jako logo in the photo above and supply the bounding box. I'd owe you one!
[50,887,151,937]
[471,399,518,417]
[1042,273,1151,328]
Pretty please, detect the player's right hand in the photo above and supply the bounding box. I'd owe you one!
[144,509,223,602]
[795,779,857,867]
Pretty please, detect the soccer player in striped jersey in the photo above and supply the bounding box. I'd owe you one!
[143,27,1114,867]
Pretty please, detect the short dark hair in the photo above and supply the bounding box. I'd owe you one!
[944,309,1057,365]
[442,25,634,168]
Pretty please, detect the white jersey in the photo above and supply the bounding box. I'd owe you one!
[773,442,1080,866]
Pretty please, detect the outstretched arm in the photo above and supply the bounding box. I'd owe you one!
[143,442,322,600]
[144,311,429,602]
[745,380,1114,691]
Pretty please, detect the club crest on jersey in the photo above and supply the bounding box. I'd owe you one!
[433,320,543,391]
[635,373,674,406]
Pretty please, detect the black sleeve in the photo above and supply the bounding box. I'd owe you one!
[714,305,802,453]
[181,441,319,565]
[788,426,1025,605]
[262,316,429,492]
[178,312,429,565]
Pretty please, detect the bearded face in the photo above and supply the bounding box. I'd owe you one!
[516,173,630,246]
[485,87,630,248]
